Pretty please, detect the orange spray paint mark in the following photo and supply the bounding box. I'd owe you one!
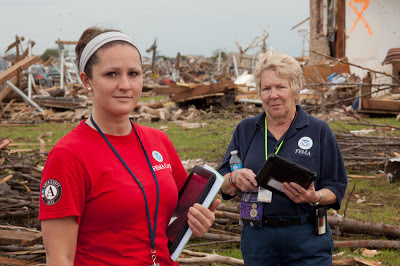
[348,0,373,35]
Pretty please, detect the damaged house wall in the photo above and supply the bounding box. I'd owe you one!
[309,0,339,63]
[346,0,400,78]
[310,0,400,78]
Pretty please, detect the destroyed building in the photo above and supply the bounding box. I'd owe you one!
[308,0,400,114]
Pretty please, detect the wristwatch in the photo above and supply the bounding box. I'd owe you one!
[310,191,323,206]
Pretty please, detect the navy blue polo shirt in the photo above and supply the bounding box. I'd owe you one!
[218,105,347,217]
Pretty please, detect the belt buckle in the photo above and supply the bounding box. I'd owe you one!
[265,216,279,226]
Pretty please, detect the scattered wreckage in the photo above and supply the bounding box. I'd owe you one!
[1,35,400,264]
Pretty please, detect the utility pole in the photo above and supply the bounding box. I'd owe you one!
[146,38,157,75]
[298,28,309,58]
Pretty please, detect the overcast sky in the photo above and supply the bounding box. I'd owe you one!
[1,0,309,59]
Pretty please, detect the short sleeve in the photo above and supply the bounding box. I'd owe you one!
[39,147,89,224]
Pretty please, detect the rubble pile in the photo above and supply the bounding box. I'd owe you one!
[1,37,400,126]
[337,132,400,172]
[0,139,45,264]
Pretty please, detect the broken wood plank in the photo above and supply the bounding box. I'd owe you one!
[0,256,39,265]
[0,98,16,117]
[347,174,381,179]
[0,56,39,85]
[361,97,400,113]
[33,96,85,110]
[178,249,244,265]
[334,240,400,250]
[328,216,400,238]
[173,80,235,102]
[4,249,45,256]
[0,138,12,150]
[201,232,241,241]
[0,229,42,246]
[0,174,14,185]
[0,76,18,102]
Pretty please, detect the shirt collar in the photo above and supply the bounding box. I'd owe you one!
[255,105,309,135]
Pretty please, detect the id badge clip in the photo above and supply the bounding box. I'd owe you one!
[257,187,272,203]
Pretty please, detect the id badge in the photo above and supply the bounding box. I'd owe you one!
[239,192,263,227]
[314,207,327,235]
[257,187,272,203]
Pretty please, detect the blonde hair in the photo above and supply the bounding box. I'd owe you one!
[253,48,304,97]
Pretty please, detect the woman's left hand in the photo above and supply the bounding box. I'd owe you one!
[187,198,221,238]
[282,181,316,204]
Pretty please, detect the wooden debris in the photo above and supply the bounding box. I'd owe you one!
[0,229,41,246]
[335,240,400,250]
[0,139,12,150]
[347,174,382,179]
[0,56,40,86]
[328,216,400,239]
[33,96,85,110]
[0,175,13,185]
[178,249,244,265]
[172,80,236,104]
[0,256,41,265]
[333,257,381,266]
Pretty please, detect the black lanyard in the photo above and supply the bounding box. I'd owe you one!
[90,116,160,261]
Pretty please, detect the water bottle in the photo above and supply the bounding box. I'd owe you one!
[229,150,243,172]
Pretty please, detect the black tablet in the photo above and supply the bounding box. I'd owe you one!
[255,154,317,199]
[166,165,216,255]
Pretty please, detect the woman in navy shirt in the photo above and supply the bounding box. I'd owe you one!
[219,49,347,265]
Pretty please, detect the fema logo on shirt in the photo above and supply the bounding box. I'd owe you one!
[41,179,62,206]
[298,137,313,150]
[152,150,163,162]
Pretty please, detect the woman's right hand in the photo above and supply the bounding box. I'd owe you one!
[231,168,258,192]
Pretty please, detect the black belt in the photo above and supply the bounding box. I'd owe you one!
[263,216,314,227]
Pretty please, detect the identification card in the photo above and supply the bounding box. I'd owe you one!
[239,192,263,227]
[257,187,272,203]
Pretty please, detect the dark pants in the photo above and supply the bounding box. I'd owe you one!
[240,223,333,265]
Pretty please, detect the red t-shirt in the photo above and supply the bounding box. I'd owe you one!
[39,121,188,265]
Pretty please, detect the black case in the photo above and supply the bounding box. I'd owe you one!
[314,206,327,235]
[255,154,317,199]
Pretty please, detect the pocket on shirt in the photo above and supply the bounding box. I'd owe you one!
[287,153,316,172]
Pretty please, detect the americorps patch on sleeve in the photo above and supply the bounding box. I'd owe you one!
[41,179,62,206]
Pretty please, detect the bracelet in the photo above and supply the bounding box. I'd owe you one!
[310,191,323,206]
[229,172,238,188]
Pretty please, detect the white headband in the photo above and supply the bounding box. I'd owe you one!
[79,31,141,73]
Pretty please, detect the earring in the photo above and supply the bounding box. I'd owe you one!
[88,87,92,91]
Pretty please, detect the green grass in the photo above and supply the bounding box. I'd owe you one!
[1,122,77,141]
[139,95,169,103]
[1,122,78,152]
[138,118,236,163]
[338,178,400,226]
